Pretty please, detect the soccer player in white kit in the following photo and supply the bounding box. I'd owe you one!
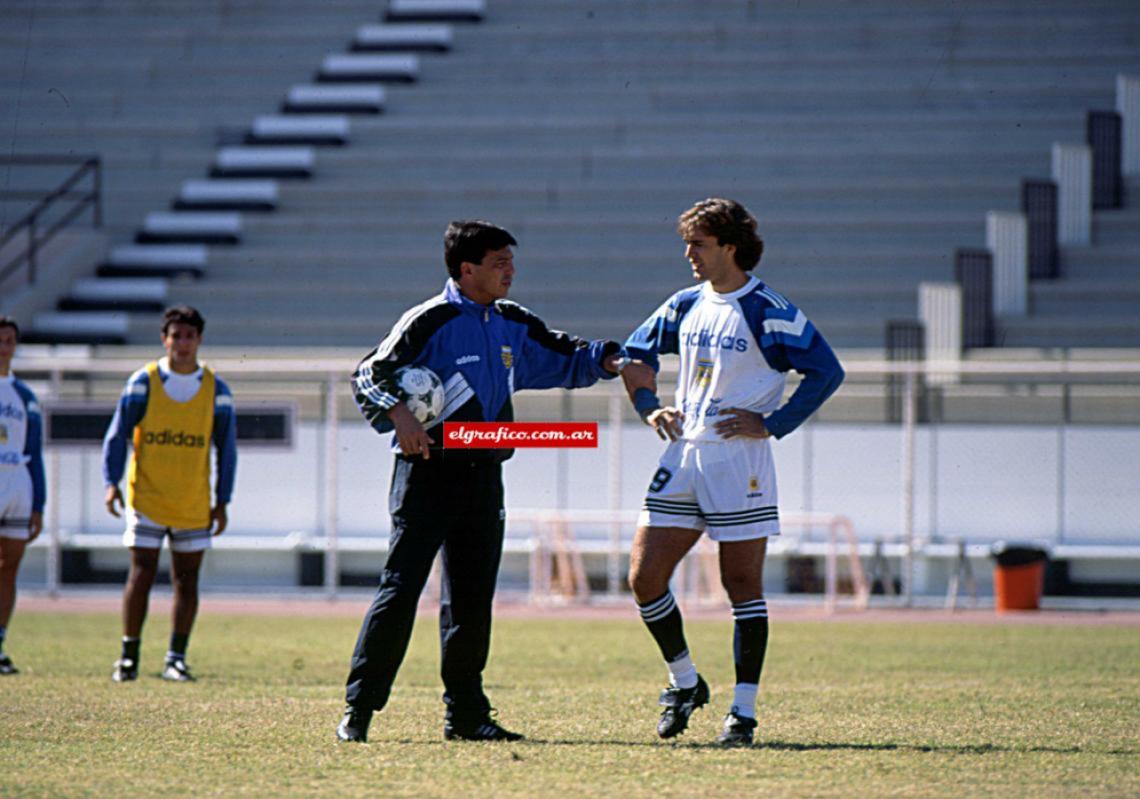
[620,199,844,745]
[0,317,46,676]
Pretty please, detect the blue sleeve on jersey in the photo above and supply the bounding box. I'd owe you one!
[212,379,237,505]
[101,372,149,487]
[740,292,845,439]
[623,288,699,372]
[14,382,45,513]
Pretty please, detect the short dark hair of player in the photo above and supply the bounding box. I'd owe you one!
[443,220,518,280]
[677,198,764,271]
[0,316,19,340]
[161,305,205,335]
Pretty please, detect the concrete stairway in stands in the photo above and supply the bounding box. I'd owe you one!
[2,0,1138,348]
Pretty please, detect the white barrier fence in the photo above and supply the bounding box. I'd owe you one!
[15,353,1140,609]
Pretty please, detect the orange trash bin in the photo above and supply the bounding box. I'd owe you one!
[991,545,1049,612]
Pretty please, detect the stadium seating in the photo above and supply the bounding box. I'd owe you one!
[2,0,1138,347]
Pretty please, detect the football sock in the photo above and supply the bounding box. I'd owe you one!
[637,591,697,688]
[0,626,6,652]
[167,632,190,662]
[731,683,759,720]
[121,636,140,663]
[667,652,699,690]
[731,597,768,715]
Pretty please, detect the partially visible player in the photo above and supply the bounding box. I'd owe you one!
[102,306,237,682]
[620,199,844,745]
[0,317,45,676]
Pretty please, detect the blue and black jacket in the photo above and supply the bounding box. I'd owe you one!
[352,279,621,460]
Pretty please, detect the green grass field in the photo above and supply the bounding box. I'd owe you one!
[2,610,1137,798]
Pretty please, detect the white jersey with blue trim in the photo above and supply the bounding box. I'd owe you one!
[674,277,788,442]
[626,273,843,442]
[0,375,33,467]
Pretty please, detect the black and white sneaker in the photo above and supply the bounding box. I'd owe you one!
[444,712,524,742]
[717,712,757,746]
[0,654,19,675]
[112,658,138,682]
[161,658,196,682]
[336,705,372,743]
[656,674,710,739]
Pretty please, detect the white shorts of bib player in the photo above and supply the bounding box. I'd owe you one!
[123,508,213,554]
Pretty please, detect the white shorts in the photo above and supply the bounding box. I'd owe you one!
[124,508,213,553]
[639,437,779,542]
[0,467,33,541]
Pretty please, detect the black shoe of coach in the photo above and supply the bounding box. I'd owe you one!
[336,705,372,743]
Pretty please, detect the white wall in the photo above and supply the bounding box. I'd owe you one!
[51,421,1140,547]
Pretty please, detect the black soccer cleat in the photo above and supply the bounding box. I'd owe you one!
[656,674,710,739]
[112,658,138,682]
[161,658,196,682]
[443,713,524,742]
[0,654,19,675]
[336,705,372,743]
[717,712,758,747]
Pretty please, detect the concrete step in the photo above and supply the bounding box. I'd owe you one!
[137,212,243,245]
[998,318,1140,348]
[60,278,170,312]
[99,245,208,279]
[212,148,316,179]
[352,24,453,52]
[1029,284,1140,316]
[28,312,130,345]
[247,116,351,146]
[283,85,386,114]
[386,0,486,23]
[317,54,420,83]
[174,180,280,212]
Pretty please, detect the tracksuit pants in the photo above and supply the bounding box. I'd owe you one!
[344,454,505,722]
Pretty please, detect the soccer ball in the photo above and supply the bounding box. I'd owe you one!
[393,365,444,425]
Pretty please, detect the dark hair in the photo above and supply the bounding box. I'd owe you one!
[443,220,518,279]
[161,305,205,335]
[677,198,764,270]
[0,316,19,340]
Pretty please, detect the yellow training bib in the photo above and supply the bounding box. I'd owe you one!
[127,362,215,529]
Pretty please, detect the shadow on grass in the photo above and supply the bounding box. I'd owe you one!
[757,740,1137,756]
[381,738,1136,756]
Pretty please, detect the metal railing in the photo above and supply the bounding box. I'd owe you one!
[0,154,102,288]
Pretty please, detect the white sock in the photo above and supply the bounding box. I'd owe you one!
[731,683,758,719]
[667,652,698,689]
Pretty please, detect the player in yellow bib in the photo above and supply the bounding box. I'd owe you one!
[102,306,237,682]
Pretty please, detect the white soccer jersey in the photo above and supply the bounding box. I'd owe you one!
[0,375,31,467]
[627,273,844,442]
[672,278,786,442]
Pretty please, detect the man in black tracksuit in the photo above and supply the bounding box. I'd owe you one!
[336,221,624,742]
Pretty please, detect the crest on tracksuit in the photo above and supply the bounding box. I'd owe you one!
[500,345,513,369]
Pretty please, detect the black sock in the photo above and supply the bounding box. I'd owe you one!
[168,632,190,661]
[637,590,689,662]
[121,637,140,663]
[732,598,769,685]
[0,625,7,653]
